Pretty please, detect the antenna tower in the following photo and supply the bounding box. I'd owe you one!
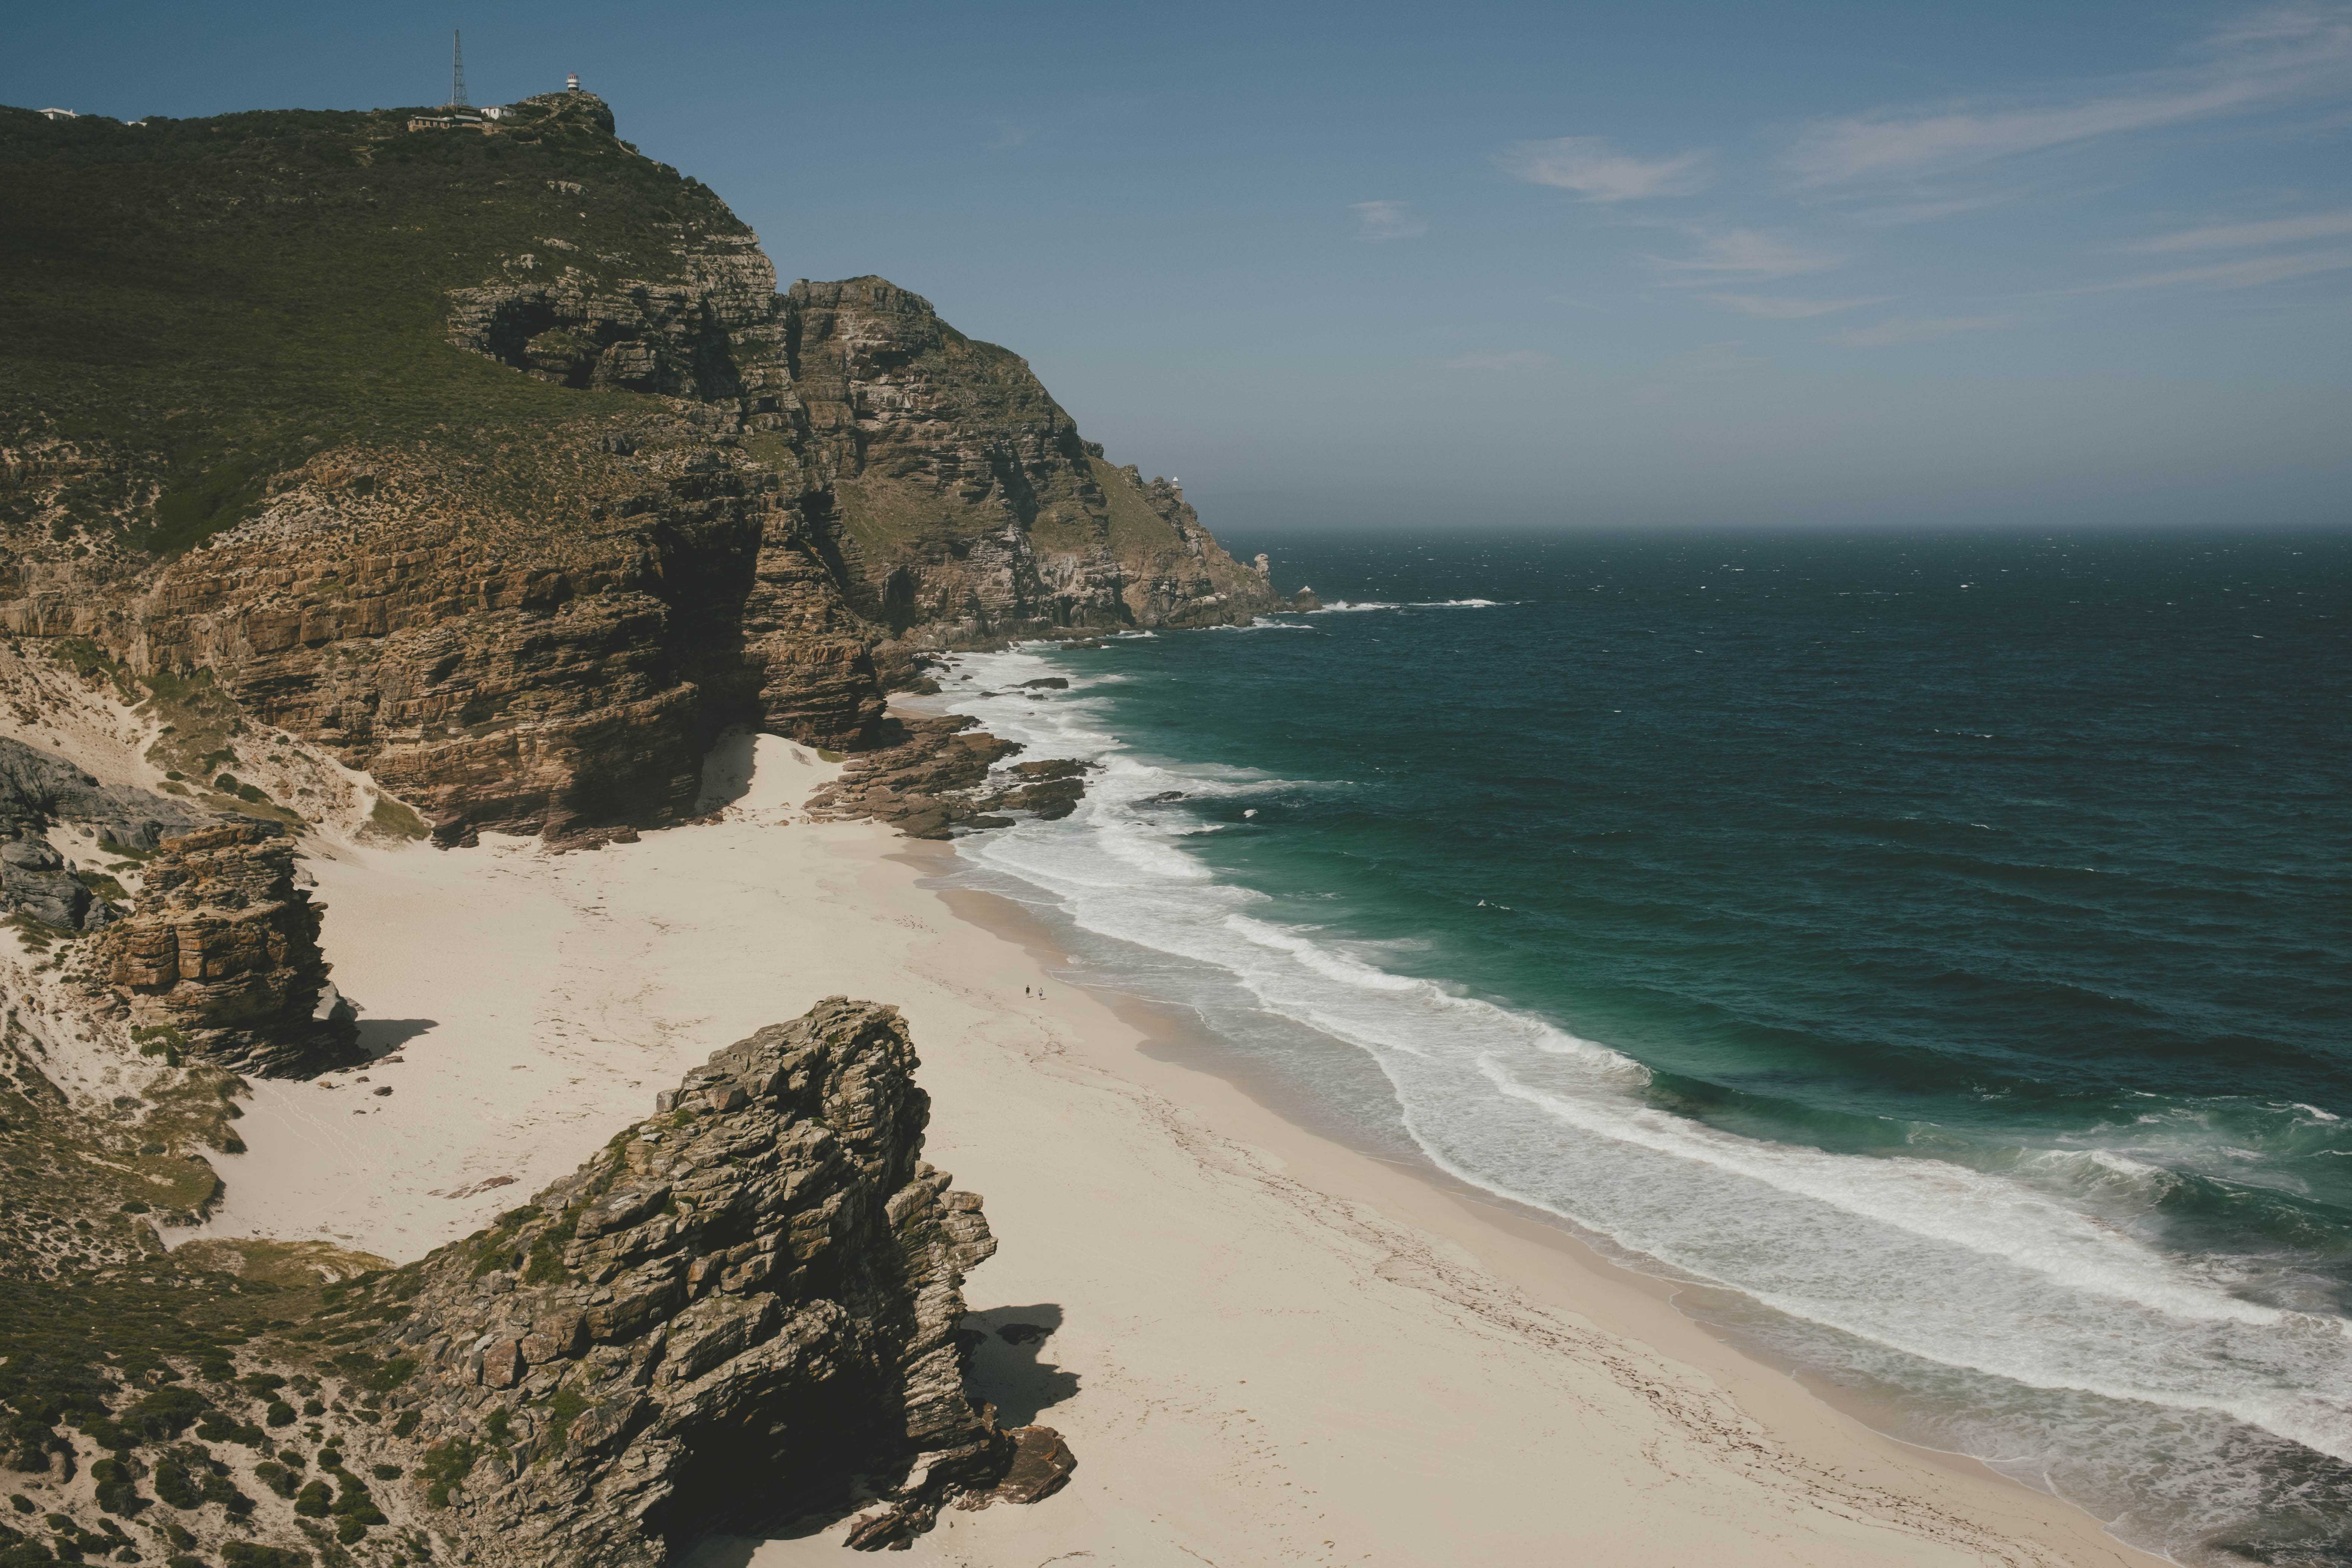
[449,30,469,109]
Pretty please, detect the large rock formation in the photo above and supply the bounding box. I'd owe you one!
[787,277,1275,640]
[364,999,1018,1561]
[0,92,1277,842]
[95,821,358,1075]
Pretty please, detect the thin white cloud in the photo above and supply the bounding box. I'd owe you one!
[2124,208,2352,250]
[1351,200,1428,241]
[2083,248,2352,289]
[1784,3,2352,185]
[1498,136,1714,201]
[1830,314,2022,348]
[1442,350,1553,371]
[1706,293,1894,319]
[1846,191,2027,227]
[1650,228,1846,284]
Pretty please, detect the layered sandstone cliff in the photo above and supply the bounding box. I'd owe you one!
[96,821,358,1076]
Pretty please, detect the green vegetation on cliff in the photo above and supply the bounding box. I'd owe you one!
[0,92,739,553]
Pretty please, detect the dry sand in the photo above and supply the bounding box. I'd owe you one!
[187,734,2160,1567]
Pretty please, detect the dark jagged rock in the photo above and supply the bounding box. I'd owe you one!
[363,998,1046,1563]
[94,821,358,1075]
[0,736,203,850]
[805,716,1101,838]
[0,833,103,931]
[993,1424,1078,1505]
[0,735,204,930]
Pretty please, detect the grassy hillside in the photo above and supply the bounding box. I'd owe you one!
[0,93,746,554]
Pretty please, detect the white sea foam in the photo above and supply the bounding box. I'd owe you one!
[1303,598,1510,612]
[937,645,2352,1523]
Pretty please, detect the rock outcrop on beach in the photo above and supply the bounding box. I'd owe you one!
[0,1000,1052,1565]
[96,820,359,1076]
[351,998,1031,1560]
[806,714,1092,839]
[0,90,1277,842]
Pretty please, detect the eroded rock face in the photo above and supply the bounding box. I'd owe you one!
[787,277,1277,643]
[369,998,1013,1562]
[95,821,358,1075]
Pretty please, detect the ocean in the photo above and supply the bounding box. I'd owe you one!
[929,531,2350,1566]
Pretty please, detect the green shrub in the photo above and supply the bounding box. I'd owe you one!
[221,1544,312,1568]
[152,1454,201,1509]
[414,1437,476,1508]
[199,1467,251,1517]
[121,1387,208,1443]
[292,1478,330,1517]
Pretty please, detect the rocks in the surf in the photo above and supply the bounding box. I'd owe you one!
[351,998,1035,1563]
[94,821,360,1076]
[808,714,1095,838]
[990,758,1090,821]
[1291,586,1321,612]
[1016,677,1070,691]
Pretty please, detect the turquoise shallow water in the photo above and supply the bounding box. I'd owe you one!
[936,532,2350,1565]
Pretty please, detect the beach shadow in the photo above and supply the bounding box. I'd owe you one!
[695,725,758,813]
[674,1307,1078,1558]
[963,1303,1080,1426]
[358,1018,438,1058]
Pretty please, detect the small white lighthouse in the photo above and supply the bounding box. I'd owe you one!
[566,72,580,92]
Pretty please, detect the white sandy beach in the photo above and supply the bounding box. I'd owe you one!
[190,733,2159,1567]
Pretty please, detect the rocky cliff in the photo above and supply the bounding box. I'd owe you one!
[96,821,358,1076]
[356,998,1017,1561]
[1,90,1274,841]
[787,277,1273,640]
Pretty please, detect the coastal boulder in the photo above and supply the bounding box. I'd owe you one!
[363,998,1044,1564]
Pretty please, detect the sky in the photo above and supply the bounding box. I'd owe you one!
[8,0,2352,532]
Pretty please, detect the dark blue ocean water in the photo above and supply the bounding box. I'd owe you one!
[934,532,2350,1565]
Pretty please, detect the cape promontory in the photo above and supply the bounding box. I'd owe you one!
[0,87,1275,843]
